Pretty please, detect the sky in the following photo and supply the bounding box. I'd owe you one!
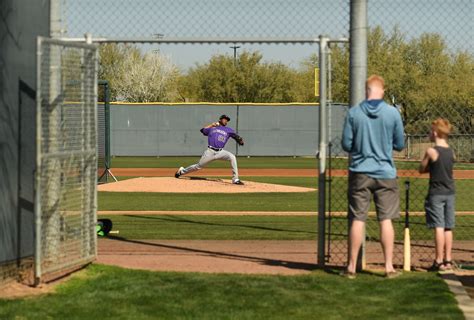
[62,0,473,70]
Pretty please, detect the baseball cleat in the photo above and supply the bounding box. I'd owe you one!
[175,167,184,178]
[232,179,244,185]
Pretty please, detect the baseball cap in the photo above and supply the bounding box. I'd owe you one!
[219,114,231,121]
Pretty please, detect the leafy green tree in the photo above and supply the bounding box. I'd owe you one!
[180,51,298,103]
[297,27,474,134]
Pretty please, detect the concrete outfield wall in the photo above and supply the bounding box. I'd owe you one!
[110,104,349,156]
[0,0,50,282]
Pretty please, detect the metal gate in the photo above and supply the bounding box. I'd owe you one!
[35,37,98,283]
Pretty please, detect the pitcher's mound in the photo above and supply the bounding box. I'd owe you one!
[98,177,316,193]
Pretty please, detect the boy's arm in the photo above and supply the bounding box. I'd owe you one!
[419,148,437,173]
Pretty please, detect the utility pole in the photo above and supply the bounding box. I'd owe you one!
[230,44,241,155]
[152,34,164,54]
[230,44,240,66]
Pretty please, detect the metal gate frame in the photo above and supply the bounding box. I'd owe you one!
[35,36,99,284]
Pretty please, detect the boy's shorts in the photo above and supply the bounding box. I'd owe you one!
[348,172,400,222]
[425,194,455,229]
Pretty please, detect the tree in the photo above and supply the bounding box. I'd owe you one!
[99,44,180,102]
[116,52,180,102]
[297,27,474,134]
[180,51,298,103]
[98,44,139,100]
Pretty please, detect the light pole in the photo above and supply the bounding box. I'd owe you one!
[230,44,240,66]
[152,33,164,54]
[230,44,241,155]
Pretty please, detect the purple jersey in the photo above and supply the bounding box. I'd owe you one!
[201,126,236,149]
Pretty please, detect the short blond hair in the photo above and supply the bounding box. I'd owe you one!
[432,118,452,139]
[366,75,385,89]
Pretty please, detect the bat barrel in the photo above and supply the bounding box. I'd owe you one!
[403,180,411,272]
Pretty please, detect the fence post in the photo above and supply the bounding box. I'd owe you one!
[317,35,328,268]
[34,37,43,286]
[349,0,368,107]
[349,0,368,271]
[236,104,240,156]
[104,82,111,172]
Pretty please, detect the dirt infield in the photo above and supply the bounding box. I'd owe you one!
[97,239,474,275]
[98,239,318,275]
[98,177,316,193]
[110,168,474,179]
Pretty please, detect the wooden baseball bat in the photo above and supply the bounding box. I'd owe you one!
[403,180,411,272]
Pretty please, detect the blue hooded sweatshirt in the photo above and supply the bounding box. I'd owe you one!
[342,99,405,179]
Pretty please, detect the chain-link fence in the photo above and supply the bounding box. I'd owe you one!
[61,0,349,39]
[323,1,473,270]
[325,141,474,269]
[35,38,98,283]
[58,0,474,270]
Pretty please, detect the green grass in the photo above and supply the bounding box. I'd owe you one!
[97,214,474,241]
[110,156,474,170]
[99,191,317,212]
[99,214,317,240]
[111,156,318,169]
[99,176,474,212]
[0,264,463,320]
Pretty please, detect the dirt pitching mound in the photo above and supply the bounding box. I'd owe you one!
[98,177,316,193]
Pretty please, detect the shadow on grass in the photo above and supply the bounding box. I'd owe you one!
[106,235,319,272]
[124,214,317,236]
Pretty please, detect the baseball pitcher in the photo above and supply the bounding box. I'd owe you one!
[175,114,245,185]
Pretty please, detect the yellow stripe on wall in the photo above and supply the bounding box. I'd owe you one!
[109,102,320,106]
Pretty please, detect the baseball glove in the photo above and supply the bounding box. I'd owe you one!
[234,134,244,146]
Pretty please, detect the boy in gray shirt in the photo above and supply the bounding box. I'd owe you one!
[419,118,456,271]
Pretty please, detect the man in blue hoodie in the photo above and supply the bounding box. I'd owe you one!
[342,75,405,278]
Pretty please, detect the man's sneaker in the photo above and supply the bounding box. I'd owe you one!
[175,167,184,178]
[427,260,444,272]
[233,179,244,185]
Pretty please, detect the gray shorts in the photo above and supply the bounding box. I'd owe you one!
[425,194,455,229]
[348,172,400,222]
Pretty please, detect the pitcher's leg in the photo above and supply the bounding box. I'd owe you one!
[215,150,240,182]
[181,149,215,175]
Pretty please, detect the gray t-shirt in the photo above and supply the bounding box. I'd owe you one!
[429,146,455,195]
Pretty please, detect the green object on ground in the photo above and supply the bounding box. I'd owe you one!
[458,264,474,270]
[96,225,105,237]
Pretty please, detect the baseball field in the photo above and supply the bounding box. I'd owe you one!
[1,156,472,319]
